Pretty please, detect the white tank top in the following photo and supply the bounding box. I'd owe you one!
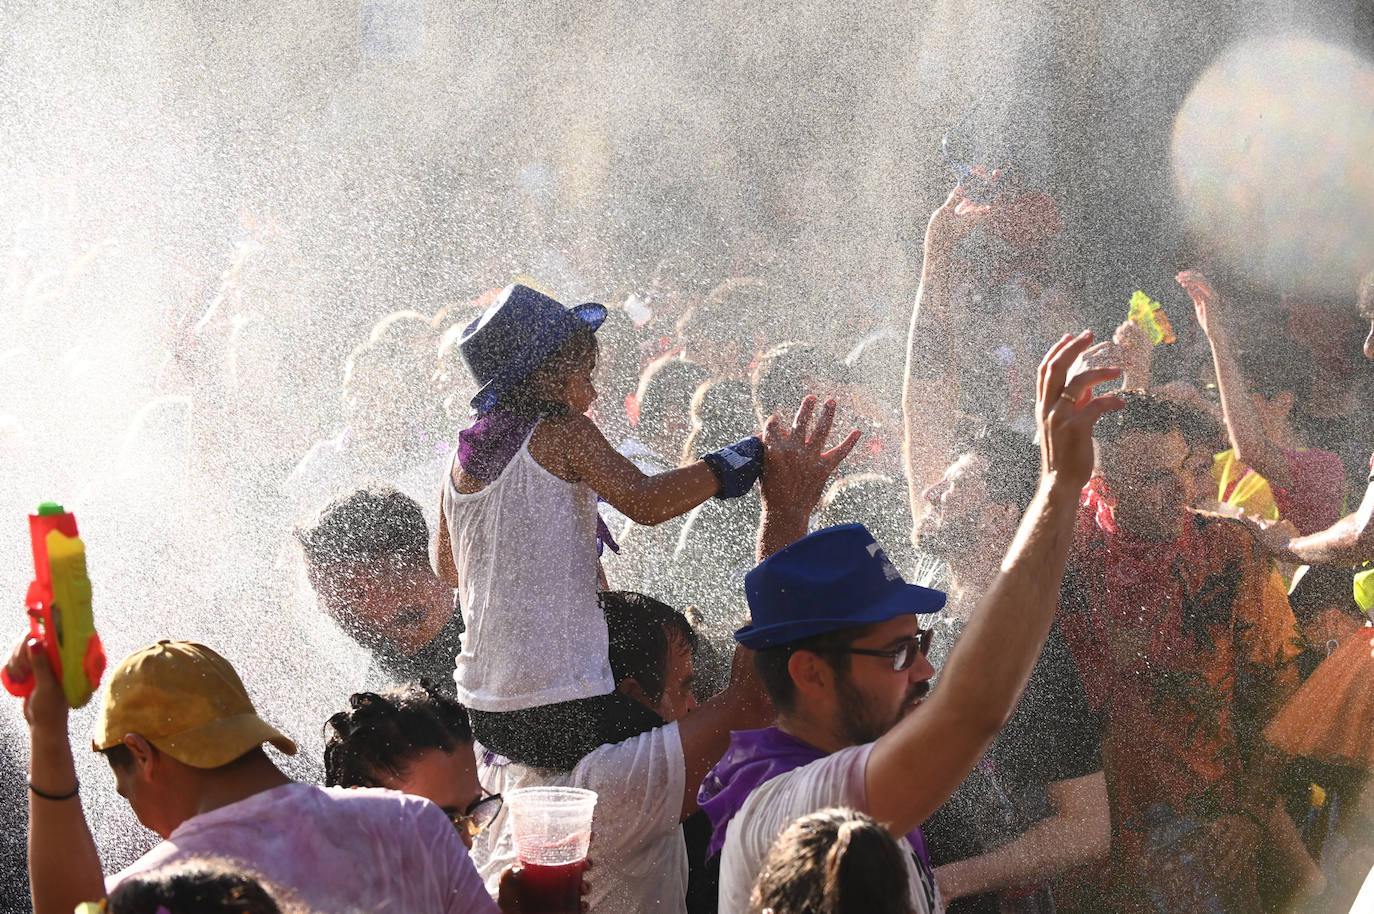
[442,425,613,711]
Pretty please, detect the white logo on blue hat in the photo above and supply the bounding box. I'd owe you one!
[867,542,902,582]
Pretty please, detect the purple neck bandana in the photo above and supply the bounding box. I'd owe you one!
[457,409,540,483]
[697,726,930,869]
[456,409,619,554]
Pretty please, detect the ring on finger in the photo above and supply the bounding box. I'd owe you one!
[1058,391,1078,405]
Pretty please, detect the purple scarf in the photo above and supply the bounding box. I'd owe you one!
[457,409,540,482]
[457,409,618,553]
[697,726,931,869]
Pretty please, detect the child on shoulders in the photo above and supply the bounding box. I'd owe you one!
[435,284,768,769]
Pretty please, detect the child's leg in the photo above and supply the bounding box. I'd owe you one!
[589,691,667,748]
[470,694,665,770]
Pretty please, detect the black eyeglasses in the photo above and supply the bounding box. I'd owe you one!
[441,794,503,840]
[835,629,933,672]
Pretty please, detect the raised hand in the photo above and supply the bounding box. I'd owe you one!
[1113,318,1153,389]
[1037,332,1125,487]
[1073,320,1152,392]
[1177,269,1220,337]
[924,185,994,254]
[5,637,68,734]
[760,396,862,520]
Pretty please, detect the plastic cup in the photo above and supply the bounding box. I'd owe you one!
[506,786,597,914]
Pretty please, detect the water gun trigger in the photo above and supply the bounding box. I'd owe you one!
[25,581,66,677]
[84,633,106,692]
[3,606,56,699]
[2,605,46,698]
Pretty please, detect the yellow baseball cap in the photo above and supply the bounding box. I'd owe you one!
[92,640,297,768]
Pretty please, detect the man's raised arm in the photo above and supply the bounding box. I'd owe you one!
[6,639,107,914]
[871,331,1123,836]
[902,187,990,526]
[1255,477,1374,567]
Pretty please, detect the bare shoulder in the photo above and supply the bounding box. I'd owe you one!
[453,462,487,495]
[531,413,599,452]
[530,414,600,481]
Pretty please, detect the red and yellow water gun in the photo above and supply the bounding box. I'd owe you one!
[1,503,105,707]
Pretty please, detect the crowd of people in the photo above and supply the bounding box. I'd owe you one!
[5,164,1374,914]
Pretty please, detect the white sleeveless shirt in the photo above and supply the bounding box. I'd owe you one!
[442,426,614,711]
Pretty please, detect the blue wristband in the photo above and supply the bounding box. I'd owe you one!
[702,436,765,499]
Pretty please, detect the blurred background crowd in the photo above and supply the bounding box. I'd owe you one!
[2,0,1374,910]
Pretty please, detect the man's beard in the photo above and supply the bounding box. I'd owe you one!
[1116,486,1189,543]
[340,604,426,658]
[835,675,930,746]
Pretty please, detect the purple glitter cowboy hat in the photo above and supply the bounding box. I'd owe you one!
[459,284,606,413]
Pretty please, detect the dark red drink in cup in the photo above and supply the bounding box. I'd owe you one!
[518,859,586,914]
[507,787,597,914]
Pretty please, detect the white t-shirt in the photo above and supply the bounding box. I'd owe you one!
[443,432,614,711]
[717,743,939,914]
[107,782,497,914]
[1351,865,1374,913]
[471,722,688,914]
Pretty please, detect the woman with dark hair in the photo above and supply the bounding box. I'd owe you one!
[750,808,915,914]
[323,682,591,912]
[324,681,501,851]
[103,858,291,914]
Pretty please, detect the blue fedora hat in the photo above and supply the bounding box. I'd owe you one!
[735,524,946,650]
[459,284,606,413]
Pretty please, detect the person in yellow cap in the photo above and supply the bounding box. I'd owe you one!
[7,636,499,914]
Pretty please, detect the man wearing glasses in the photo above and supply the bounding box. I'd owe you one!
[700,523,947,914]
[703,331,1124,914]
[468,396,857,914]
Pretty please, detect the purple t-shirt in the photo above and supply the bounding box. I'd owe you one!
[107,783,497,914]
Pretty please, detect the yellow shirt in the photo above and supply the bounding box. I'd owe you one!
[1212,448,1279,520]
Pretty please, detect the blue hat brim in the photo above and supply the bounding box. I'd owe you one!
[733,582,947,650]
[470,302,606,412]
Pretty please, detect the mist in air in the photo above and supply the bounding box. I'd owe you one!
[0,0,1371,890]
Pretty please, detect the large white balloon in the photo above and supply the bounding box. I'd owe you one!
[1172,36,1374,298]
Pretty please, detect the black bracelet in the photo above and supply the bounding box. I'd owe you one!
[1229,807,1266,830]
[29,779,79,801]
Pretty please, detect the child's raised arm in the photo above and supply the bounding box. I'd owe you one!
[541,413,724,526]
